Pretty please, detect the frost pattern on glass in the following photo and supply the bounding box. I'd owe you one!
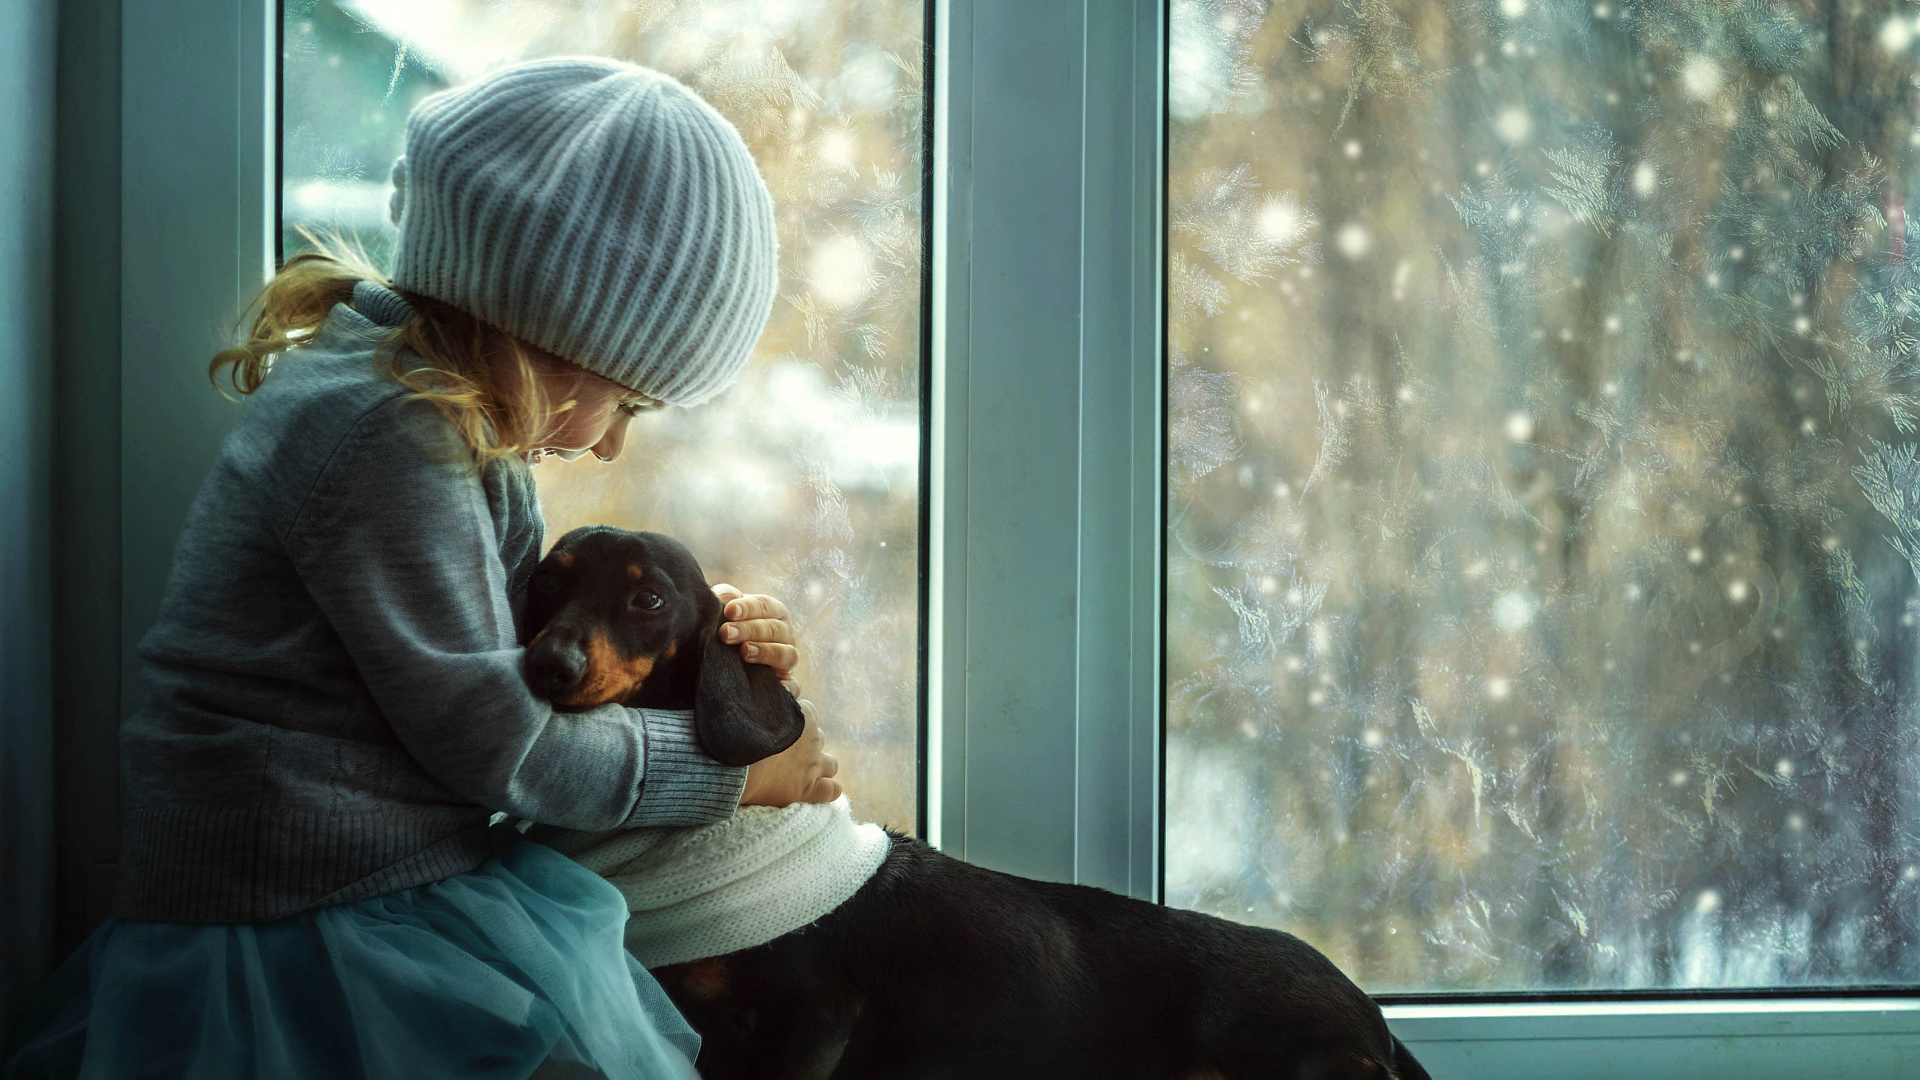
[283,0,925,831]
[1167,0,1920,991]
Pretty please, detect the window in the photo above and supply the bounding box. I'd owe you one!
[280,0,928,832]
[119,0,1913,1070]
[1165,0,1920,994]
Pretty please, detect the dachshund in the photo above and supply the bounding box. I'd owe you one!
[521,526,1432,1080]
[522,525,804,766]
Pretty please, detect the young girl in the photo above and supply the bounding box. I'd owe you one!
[5,57,838,1079]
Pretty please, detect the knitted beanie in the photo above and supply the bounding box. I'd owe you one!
[387,57,779,406]
[538,797,892,968]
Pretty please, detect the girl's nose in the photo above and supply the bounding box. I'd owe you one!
[591,408,634,463]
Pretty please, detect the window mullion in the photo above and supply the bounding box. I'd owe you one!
[926,0,1087,881]
[926,0,1163,897]
[1072,0,1165,902]
[925,0,970,856]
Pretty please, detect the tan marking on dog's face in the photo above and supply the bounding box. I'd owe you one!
[553,550,575,568]
[682,958,729,1002]
[551,632,655,708]
[627,564,646,581]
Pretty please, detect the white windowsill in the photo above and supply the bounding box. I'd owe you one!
[1386,997,1920,1079]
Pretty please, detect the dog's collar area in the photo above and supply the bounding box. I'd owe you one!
[537,796,890,968]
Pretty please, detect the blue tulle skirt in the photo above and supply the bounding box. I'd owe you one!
[4,826,699,1080]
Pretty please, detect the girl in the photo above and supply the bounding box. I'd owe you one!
[6,57,837,1079]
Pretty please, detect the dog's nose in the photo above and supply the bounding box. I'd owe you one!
[527,639,587,697]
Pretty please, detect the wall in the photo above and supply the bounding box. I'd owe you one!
[55,0,124,953]
[0,0,60,1039]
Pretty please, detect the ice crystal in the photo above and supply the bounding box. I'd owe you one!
[1170,0,1268,121]
[1171,250,1232,321]
[1174,166,1321,284]
[1854,441,1920,584]
[1298,379,1353,499]
[1170,349,1246,486]
[692,45,824,139]
[1542,128,1623,237]
[1304,0,1432,136]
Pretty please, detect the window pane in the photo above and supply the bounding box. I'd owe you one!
[282,0,926,831]
[1165,0,1920,991]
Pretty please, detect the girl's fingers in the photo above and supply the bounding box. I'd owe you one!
[806,776,843,803]
[721,617,794,646]
[740,642,800,672]
[714,591,807,678]
[719,593,791,624]
[780,676,802,699]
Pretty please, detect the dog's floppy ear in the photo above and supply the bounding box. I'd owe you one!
[693,601,806,767]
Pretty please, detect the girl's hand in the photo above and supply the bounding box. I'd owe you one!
[712,584,802,697]
[739,699,841,806]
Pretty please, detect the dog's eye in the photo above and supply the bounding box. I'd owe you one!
[530,575,560,597]
[632,592,665,612]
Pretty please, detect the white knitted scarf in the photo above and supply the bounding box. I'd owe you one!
[540,797,892,968]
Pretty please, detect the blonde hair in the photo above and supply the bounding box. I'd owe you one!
[209,231,553,464]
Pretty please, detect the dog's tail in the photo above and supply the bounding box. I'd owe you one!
[1390,1036,1432,1080]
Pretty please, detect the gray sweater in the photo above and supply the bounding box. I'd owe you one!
[116,281,745,923]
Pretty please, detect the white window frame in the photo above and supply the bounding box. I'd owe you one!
[925,0,1164,899]
[121,1,1920,1076]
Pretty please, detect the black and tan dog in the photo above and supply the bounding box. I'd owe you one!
[523,525,806,767]
[524,526,1432,1080]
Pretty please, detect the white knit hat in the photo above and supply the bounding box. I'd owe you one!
[387,57,779,406]
[539,797,892,968]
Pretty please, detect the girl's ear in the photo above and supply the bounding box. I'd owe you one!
[692,595,805,767]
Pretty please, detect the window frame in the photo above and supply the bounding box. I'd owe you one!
[924,0,1164,899]
[936,2,1920,1074]
[116,0,1920,1075]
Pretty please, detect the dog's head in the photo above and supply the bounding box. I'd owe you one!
[522,526,805,767]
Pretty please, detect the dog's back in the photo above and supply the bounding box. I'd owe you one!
[518,528,1421,1078]
[656,836,1427,1080]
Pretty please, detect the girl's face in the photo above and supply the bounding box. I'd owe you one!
[521,348,662,463]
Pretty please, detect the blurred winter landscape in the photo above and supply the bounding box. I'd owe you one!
[1166,0,1920,992]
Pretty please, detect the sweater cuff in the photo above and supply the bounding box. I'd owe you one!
[627,708,746,827]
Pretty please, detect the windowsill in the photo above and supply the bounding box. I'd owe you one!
[1387,997,1920,1079]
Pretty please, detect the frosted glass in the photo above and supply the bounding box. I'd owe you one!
[1166,0,1920,992]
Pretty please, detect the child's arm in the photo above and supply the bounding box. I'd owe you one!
[285,396,743,830]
